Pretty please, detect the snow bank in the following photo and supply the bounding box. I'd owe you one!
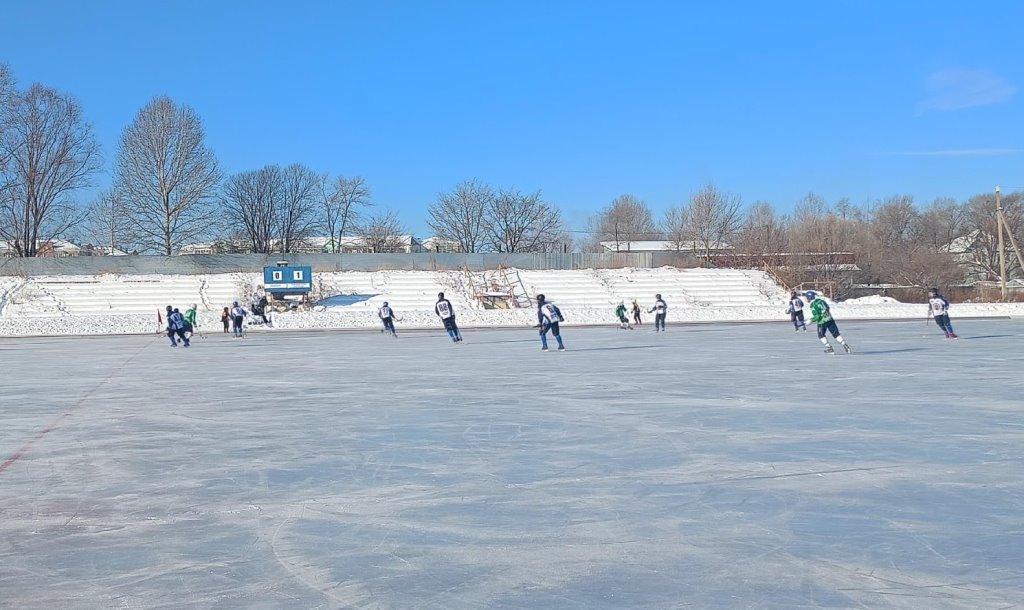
[0,268,1021,337]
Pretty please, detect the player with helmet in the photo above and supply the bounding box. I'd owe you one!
[378,301,398,337]
[804,291,852,354]
[927,287,957,338]
[535,294,566,351]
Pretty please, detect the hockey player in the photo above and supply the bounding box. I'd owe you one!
[648,294,667,332]
[184,303,198,337]
[631,300,642,326]
[785,291,807,331]
[536,294,565,351]
[230,301,247,338]
[805,291,851,354]
[927,287,957,338]
[378,301,398,337]
[166,306,190,347]
[435,292,462,342]
[615,301,632,329]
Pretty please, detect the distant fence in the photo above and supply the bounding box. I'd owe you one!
[0,252,699,276]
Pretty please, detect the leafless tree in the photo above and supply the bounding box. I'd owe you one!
[734,201,789,255]
[320,175,371,253]
[116,95,221,254]
[961,191,1023,280]
[662,207,691,251]
[915,197,969,250]
[587,194,657,252]
[358,210,406,253]
[0,82,101,256]
[275,164,321,253]
[680,183,743,260]
[485,189,564,253]
[224,165,280,254]
[427,179,493,253]
[84,190,133,253]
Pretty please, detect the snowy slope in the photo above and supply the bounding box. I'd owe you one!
[0,267,1021,336]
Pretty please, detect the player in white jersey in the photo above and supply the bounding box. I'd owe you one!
[435,292,462,342]
[378,301,397,337]
[536,294,565,351]
[927,287,957,338]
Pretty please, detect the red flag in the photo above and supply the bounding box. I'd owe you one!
[157,309,163,324]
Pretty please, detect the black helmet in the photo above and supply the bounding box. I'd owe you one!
[655,293,662,299]
[438,292,444,299]
[166,305,173,312]
[929,287,938,294]
[536,294,545,303]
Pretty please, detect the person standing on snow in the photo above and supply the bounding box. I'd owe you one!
[805,291,851,354]
[927,287,957,338]
[435,292,462,343]
[230,301,247,338]
[648,294,667,332]
[615,301,632,329]
[378,301,398,337]
[631,300,642,326]
[166,305,190,347]
[785,291,807,332]
[536,294,565,351]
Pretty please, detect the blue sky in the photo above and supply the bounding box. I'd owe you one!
[3,1,1022,235]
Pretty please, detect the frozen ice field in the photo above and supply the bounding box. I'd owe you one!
[1,319,1022,609]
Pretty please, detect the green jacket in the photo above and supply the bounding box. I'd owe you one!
[809,298,832,324]
[184,306,197,325]
[615,304,627,318]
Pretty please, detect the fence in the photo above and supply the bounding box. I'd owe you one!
[0,251,699,277]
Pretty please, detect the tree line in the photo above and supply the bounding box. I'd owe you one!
[1,64,1021,290]
[586,185,1023,289]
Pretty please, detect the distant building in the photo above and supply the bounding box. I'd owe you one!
[420,236,461,253]
[178,236,425,255]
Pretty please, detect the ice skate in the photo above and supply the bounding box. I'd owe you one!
[557,345,565,351]
[542,346,549,351]
[949,333,958,338]
[843,343,852,354]
[824,345,834,354]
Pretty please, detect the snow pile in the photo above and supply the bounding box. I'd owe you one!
[1,267,1021,337]
[843,295,901,305]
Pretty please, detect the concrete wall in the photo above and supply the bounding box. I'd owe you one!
[0,252,699,276]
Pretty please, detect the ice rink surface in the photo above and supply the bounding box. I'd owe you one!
[2,319,1022,609]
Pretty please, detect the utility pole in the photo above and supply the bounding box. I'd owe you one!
[996,186,1006,300]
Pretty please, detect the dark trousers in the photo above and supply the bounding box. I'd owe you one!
[655,313,666,330]
[383,318,396,334]
[443,317,461,339]
[633,311,642,324]
[817,319,840,339]
[791,310,806,328]
[934,314,953,333]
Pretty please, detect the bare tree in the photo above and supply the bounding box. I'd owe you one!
[917,197,969,250]
[427,179,493,253]
[961,191,1023,280]
[358,210,406,253]
[84,190,132,253]
[116,95,220,254]
[680,183,743,260]
[275,164,321,253]
[485,189,564,253]
[0,82,101,256]
[734,201,789,255]
[586,194,657,252]
[662,206,691,251]
[320,175,371,253]
[224,165,280,254]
